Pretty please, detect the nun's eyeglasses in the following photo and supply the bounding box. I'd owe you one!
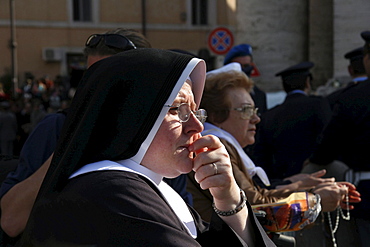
[165,103,207,124]
[85,34,137,51]
[233,104,258,119]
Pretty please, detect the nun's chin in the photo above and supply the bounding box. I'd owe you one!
[181,160,195,174]
[172,160,194,177]
[183,163,194,173]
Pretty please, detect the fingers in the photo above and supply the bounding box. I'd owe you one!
[338,185,349,198]
[193,158,233,191]
[299,176,334,189]
[340,202,355,210]
[310,169,326,178]
[312,179,336,189]
[337,181,356,191]
[320,177,336,183]
[190,135,228,171]
[338,182,361,210]
[189,135,222,153]
[189,135,233,190]
[189,134,246,207]
[191,133,208,155]
[347,194,361,203]
[336,182,361,203]
[345,188,361,203]
[348,189,361,198]
[340,189,360,210]
[315,181,362,212]
[193,162,220,184]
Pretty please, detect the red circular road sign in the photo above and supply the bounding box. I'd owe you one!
[208,27,234,55]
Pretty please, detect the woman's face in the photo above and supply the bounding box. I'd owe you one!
[141,80,204,178]
[218,87,260,148]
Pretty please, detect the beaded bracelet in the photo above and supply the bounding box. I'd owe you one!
[212,189,247,216]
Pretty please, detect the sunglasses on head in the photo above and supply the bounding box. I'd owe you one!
[85,33,137,51]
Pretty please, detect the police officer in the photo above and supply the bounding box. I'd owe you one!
[253,62,332,180]
[308,31,370,247]
[326,46,368,109]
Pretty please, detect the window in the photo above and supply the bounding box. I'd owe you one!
[192,0,208,25]
[73,0,92,22]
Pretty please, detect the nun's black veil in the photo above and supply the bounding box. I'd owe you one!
[35,48,205,199]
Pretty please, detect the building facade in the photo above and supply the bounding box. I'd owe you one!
[236,0,370,91]
[0,0,369,95]
[0,0,237,94]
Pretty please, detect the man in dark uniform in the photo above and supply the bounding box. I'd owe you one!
[253,62,332,180]
[308,31,370,247]
[326,46,368,109]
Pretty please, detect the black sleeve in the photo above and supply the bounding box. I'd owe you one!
[20,171,275,247]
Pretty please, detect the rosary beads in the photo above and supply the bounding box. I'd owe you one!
[326,190,350,247]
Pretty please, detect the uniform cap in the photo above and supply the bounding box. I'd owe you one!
[361,31,370,54]
[275,61,314,78]
[275,61,314,87]
[224,44,253,65]
[344,47,364,62]
[361,31,370,43]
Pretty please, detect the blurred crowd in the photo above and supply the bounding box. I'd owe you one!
[0,74,73,156]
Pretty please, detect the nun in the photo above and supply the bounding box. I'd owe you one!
[19,49,275,246]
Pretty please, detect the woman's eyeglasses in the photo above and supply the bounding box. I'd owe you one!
[233,104,258,119]
[85,34,137,51]
[165,103,207,124]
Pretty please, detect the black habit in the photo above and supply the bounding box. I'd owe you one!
[18,49,275,246]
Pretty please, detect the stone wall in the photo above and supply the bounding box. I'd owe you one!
[235,0,309,91]
[234,0,370,92]
[309,0,333,89]
[333,0,370,82]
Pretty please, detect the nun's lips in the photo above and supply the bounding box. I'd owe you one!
[179,144,190,150]
[178,144,191,152]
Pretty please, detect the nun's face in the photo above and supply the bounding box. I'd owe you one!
[141,80,204,178]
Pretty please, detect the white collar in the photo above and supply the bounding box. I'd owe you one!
[352,76,368,83]
[69,159,160,183]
